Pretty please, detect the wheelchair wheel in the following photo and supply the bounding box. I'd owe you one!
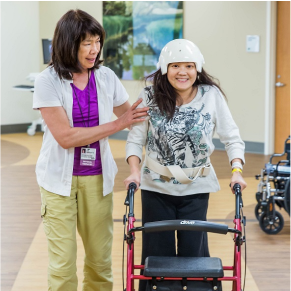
[284,178,291,216]
[256,192,262,203]
[254,203,263,220]
[259,211,284,234]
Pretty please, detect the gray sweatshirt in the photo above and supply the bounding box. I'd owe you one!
[126,85,245,196]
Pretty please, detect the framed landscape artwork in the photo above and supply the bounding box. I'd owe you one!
[103,1,183,80]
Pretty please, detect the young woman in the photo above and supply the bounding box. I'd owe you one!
[33,9,148,291]
[124,39,247,291]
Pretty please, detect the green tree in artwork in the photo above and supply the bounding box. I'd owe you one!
[103,1,133,78]
[103,1,127,15]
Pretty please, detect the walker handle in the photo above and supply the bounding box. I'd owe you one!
[124,183,137,205]
[125,182,137,217]
[233,183,241,194]
[233,183,243,219]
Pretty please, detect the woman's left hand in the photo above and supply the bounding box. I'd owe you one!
[230,171,247,194]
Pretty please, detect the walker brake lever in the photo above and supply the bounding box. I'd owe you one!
[124,194,129,206]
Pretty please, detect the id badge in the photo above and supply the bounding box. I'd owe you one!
[80,147,96,166]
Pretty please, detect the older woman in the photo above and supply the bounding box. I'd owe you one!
[33,9,148,291]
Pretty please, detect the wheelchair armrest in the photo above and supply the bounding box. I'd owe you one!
[270,153,285,164]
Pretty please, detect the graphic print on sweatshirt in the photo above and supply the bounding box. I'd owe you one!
[144,85,213,183]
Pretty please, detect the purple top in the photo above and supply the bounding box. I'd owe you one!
[71,71,102,176]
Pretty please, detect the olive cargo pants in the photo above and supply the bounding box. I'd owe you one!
[40,175,113,291]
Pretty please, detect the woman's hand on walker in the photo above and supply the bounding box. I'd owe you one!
[124,172,141,192]
[230,171,247,194]
[115,99,149,131]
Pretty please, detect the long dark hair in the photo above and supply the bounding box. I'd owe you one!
[145,67,227,120]
[49,9,105,80]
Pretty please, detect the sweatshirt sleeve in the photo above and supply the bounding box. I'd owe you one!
[125,89,149,163]
[214,87,245,165]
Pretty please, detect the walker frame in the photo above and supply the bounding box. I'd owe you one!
[123,183,246,291]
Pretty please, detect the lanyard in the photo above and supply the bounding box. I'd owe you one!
[72,69,91,128]
[72,69,91,147]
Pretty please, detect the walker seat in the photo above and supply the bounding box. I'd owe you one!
[144,256,224,278]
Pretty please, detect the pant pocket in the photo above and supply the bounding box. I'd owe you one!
[41,204,51,236]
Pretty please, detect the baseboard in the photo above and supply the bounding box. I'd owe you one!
[212,138,264,154]
[1,126,265,154]
[1,124,42,134]
[110,131,265,154]
[109,130,129,141]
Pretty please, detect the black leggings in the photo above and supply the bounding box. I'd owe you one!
[139,190,210,291]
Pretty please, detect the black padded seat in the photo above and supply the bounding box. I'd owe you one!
[144,256,224,278]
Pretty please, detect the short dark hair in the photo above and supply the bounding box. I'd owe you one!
[145,68,227,120]
[49,9,105,80]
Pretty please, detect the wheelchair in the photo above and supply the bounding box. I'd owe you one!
[254,136,290,234]
[123,183,246,291]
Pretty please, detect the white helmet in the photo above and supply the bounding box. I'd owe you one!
[157,39,205,75]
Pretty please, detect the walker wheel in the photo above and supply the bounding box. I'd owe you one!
[259,211,284,234]
[254,203,263,220]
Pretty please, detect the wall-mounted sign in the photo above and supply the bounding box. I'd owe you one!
[246,35,260,53]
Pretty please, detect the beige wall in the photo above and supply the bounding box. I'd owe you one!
[39,1,102,71]
[2,1,271,145]
[184,1,267,143]
[1,1,40,125]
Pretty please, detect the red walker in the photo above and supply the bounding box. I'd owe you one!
[123,183,246,291]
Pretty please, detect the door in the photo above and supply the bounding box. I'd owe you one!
[275,1,290,152]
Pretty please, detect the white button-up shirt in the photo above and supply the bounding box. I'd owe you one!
[33,66,128,196]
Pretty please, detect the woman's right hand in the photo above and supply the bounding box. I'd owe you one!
[114,99,149,131]
[124,170,141,191]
